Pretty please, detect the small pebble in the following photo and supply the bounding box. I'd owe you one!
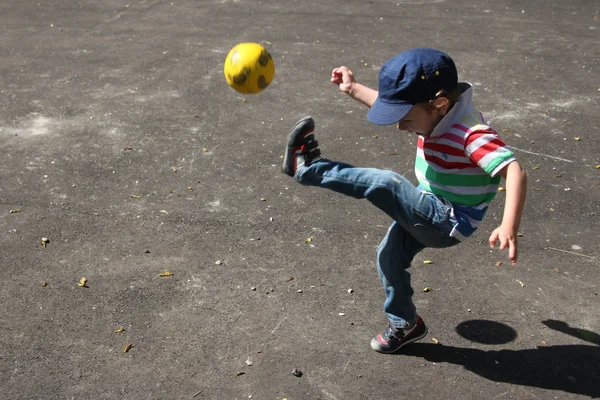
[296,289,303,293]
[347,289,354,294]
[292,368,302,377]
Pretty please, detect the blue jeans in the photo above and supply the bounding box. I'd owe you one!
[295,159,460,328]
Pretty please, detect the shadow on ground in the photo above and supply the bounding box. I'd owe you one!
[455,319,518,345]
[403,320,600,398]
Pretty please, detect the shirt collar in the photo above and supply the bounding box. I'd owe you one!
[429,82,474,138]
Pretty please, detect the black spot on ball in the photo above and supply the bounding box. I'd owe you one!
[233,67,251,86]
[258,50,271,67]
[258,75,268,89]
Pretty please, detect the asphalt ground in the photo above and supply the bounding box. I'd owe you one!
[1,0,599,399]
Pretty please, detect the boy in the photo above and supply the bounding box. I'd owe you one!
[282,48,527,354]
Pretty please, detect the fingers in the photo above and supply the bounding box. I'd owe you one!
[498,237,508,251]
[331,67,342,82]
[488,231,498,249]
[489,229,518,264]
[331,67,345,83]
[331,66,353,84]
[509,239,518,265]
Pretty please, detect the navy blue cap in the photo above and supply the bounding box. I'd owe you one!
[367,48,458,126]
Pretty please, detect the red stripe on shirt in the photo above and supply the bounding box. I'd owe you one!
[424,156,475,170]
[425,142,467,157]
[468,137,507,165]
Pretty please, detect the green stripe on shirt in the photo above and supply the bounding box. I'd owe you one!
[417,179,499,206]
[415,157,493,187]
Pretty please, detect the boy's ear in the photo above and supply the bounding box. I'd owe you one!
[432,97,451,115]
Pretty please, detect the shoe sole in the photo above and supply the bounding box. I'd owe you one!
[370,325,429,354]
[282,116,315,176]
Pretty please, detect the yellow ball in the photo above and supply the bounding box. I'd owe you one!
[224,42,275,94]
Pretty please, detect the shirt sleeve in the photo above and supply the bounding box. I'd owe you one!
[465,131,516,177]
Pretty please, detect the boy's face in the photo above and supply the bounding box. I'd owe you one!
[396,103,442,138]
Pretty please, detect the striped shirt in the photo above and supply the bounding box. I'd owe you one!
[415,83,515,240]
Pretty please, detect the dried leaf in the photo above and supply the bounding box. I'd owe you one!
[574,137,581,141]
[305,237,312,243]
[158,270,173,277]
[517,280,525,287]
[498,187,505,191]
[123,146,133,151]
[115,327,125,333]
[76,277,88,287]
[423,287,433,292]
[187,186,193,191]
[123,344,133,353]
[388,151,397,156]
[236,371,245,376]
[371,135,379,139]
[202,148,209,153]
[172,168,178,173]
[596,165,600,169]
[532,165,540,170]
[431,338,440,344]
[517,233,524,237]
[41,282,47,288]
[541,340,547,345]
[241,99,247,103]
[423,260,433,264]
[532,187,541,191]
[502,128,509,133]
[495,261,502,267]
[9,209,21,213]
[260,198,266,201]
[130,195,143,199]
[160,210,169,214]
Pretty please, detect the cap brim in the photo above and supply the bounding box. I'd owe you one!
[367,99,414,126]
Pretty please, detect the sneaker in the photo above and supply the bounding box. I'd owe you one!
[370,316,428,354]
[282,116,321,177]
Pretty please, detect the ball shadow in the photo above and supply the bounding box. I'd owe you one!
[455,319,517,345]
